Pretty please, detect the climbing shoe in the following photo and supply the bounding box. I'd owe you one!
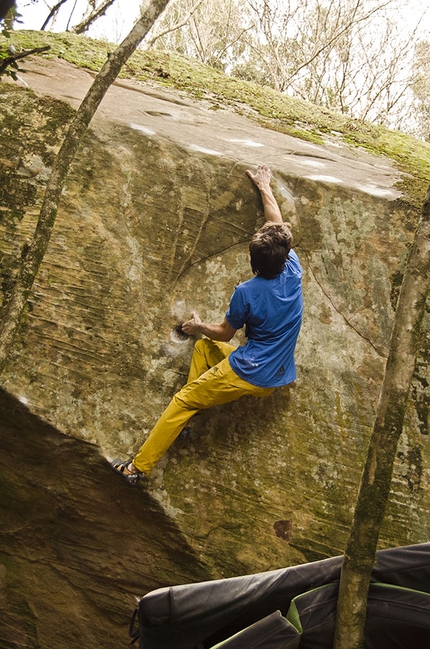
[111,458,142,485]
[179,426,192,440]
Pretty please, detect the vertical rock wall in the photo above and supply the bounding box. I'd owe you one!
[1,84,429,585]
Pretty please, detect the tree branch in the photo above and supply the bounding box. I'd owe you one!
[71,0,117,34]
[41,0,69,31]
[145,0,205,47]
[0,45,50,75]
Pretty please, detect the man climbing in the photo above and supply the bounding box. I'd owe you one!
[111,164,303,484]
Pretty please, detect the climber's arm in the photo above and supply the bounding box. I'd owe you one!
[182,312,236,342]
[246,164,283,224]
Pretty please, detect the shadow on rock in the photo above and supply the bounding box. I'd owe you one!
[0,387,211,649]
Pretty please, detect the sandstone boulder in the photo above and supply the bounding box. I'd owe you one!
[0,52,429,648]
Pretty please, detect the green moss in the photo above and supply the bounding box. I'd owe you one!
[0,84,75,161]
[0,84,75,234]
[0,83,76,311]
[390,270,404,309]
[3,29,430,206]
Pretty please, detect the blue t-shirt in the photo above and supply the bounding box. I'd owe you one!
[225,249,303,388]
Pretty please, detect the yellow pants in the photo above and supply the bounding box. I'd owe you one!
[133,338,274,474]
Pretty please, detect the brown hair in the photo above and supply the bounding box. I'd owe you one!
[249,222,293,279]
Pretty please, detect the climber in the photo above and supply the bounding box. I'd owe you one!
[111,164,303,484]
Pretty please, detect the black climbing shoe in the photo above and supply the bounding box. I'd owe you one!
[179,426,192,440]
[111,458,142,485]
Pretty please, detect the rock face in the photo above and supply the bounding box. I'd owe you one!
[0,387,211,649]
[0,55,429,647]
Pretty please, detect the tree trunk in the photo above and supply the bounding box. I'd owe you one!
[0,0,172,373]
[333,186,430,649]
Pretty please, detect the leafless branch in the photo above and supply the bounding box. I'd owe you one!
[0,45,50,75]
[40,0,69,30]
[71,0,117,34]
[146,0,205,47]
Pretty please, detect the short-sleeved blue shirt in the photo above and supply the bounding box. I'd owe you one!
[225,249,303,388]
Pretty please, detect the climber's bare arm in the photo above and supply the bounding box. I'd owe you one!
[246,164,283,224]
[182,312,236,342]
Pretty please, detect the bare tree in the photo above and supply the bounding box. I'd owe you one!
[410,40,430,140]
[146,0,254,71]
[71,0,117,35]
[326,13,424,130]
[333,186,430,649]
[227,0,424,132]
[242,0,395,91]
[144,0,205,48]
[41,0,69,30]
[0,0,173,373]
[243,0,304,91]
[39,0,119,34]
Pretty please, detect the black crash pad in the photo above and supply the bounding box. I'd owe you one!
[130,543,430,649]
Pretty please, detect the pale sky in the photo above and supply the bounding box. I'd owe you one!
[16,0,144,42]
[15,0,429,45]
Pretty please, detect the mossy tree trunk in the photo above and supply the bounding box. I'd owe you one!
[333,186,430,649]
[0,0,172,373]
